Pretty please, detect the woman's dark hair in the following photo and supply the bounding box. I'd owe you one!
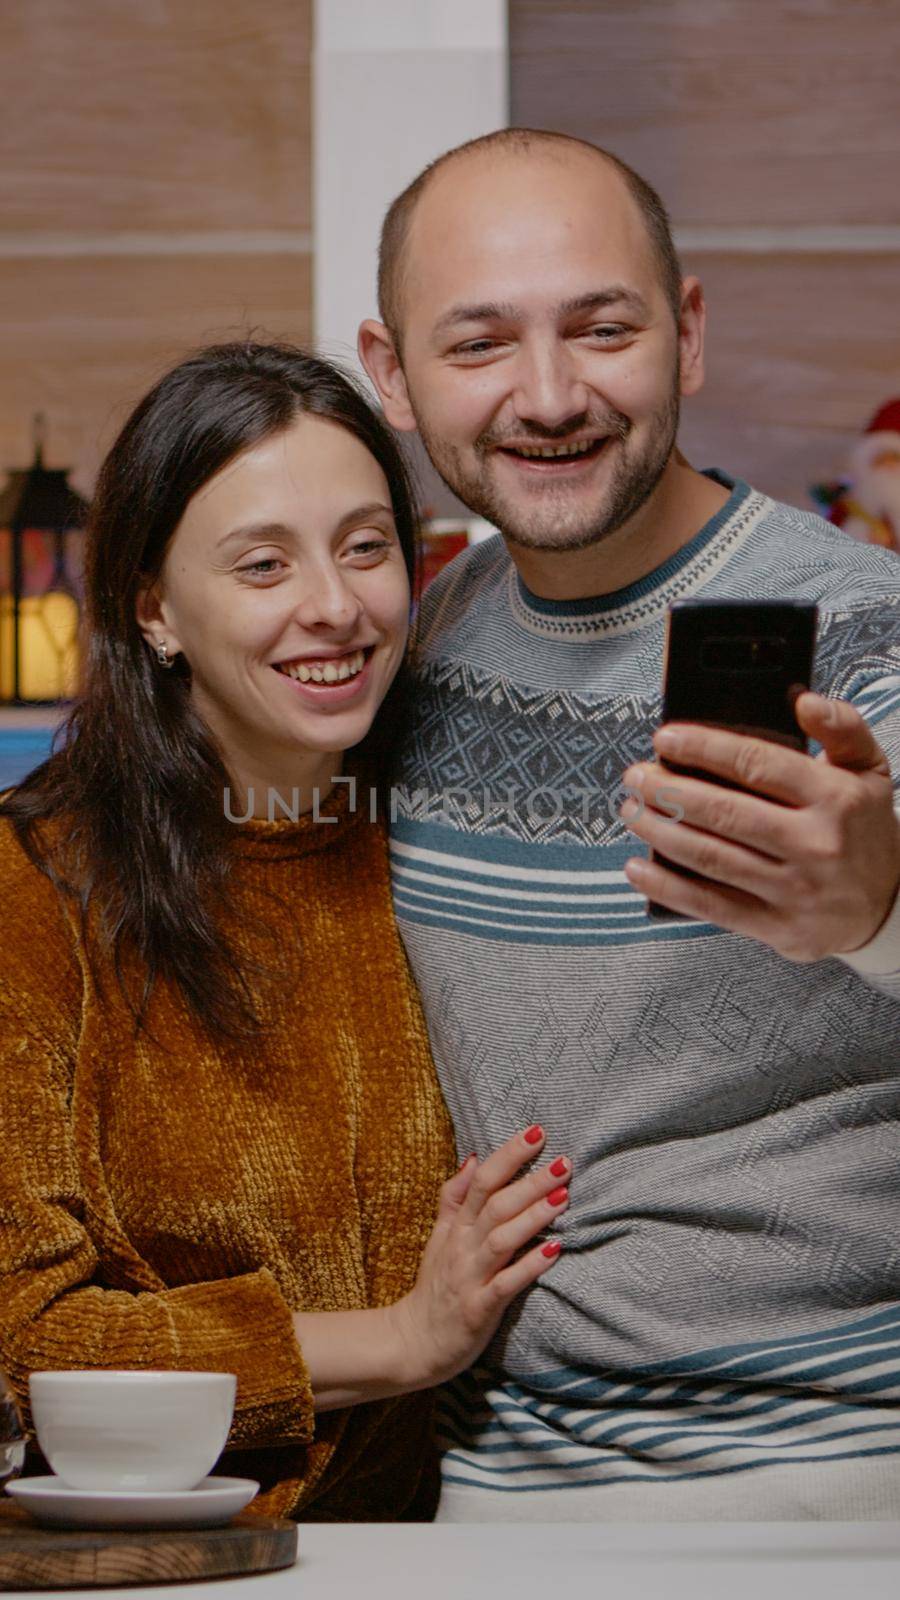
[0,340,420,1041]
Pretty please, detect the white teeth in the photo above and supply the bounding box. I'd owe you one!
[278,648,366,683]
[516,439,597,459]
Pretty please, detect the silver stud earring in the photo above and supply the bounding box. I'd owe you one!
[156,641,174,669]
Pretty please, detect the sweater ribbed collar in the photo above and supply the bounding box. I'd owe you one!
[509,472,767,641]
[228,775,367,861]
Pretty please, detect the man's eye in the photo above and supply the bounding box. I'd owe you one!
[585,324,629,341]
[452,338,498,356]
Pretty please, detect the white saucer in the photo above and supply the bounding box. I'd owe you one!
[5,1474,259,1529]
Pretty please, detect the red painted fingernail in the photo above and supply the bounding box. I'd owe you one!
[457,1153,476,1172]
[549,1156,568,1178]
[541,1239,562,1258]
[523,1124,544,1145]
[548,1186,568,1207]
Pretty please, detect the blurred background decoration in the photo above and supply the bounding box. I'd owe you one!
[0,417,87,705]
[417,521,471,598]
[811,398,900,554]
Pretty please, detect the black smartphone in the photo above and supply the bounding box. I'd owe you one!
[646,599,818,918]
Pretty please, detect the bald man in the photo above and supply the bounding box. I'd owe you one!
[360,130,900,1521]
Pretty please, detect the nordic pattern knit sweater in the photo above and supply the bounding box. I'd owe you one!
[0,787,455,1521]
[391,473,900,1517]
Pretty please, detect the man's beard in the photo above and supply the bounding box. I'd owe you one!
[412,376,681,553]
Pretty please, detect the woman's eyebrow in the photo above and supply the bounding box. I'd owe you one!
[333,502,396,534]
[215,521,292,552]
[216,504,395,552]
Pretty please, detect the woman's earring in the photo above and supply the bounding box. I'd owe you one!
[156,641,175,669]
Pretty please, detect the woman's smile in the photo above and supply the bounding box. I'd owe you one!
[271,645,376,702]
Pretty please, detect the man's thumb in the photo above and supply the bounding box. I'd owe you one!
[795,690,888,775]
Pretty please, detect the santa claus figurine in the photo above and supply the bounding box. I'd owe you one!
[819,399,900,553]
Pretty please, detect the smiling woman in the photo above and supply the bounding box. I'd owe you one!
[0,342,565,1521]
[5,344,421,1038]
[135,409,412,824]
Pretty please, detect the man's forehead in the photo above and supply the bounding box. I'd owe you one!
[403,151,656,321]
[415,145,633,232]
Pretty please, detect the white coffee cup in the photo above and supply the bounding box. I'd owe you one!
[29,1370,236,1492]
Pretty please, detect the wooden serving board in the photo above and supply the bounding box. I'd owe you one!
[0,1501,297,1590]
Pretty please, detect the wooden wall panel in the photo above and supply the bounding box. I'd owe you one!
[510,0,900,226]
[1,0,310,233]
[677,254,898,506]
[0,1,311,497]
[0,253,311,489]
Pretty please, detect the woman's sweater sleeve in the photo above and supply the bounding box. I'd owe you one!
[0,842,314,1451]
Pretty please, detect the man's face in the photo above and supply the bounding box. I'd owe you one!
[387,152,690,552]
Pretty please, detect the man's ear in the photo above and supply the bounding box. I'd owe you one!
[358,319,417,432]
[135,577,183,660]
[677,276,707,399]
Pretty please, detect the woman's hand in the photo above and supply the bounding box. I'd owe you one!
[291,1125,568,1411]
[386,1124,568,1390]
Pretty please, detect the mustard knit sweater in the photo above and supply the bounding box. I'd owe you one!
[0,789,455,1521]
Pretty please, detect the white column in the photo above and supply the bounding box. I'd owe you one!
[312,0,508,376]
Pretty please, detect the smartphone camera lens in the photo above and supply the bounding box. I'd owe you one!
[702,635,785,672]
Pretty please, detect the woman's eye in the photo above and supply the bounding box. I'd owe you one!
[349,538,391,557]
[238,557,284,577]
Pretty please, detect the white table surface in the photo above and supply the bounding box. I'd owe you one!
[43,1521,900,1600]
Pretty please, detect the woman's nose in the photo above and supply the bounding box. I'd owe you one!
[292,566,363,633]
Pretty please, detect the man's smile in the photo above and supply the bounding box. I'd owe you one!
[500,437,600,460]
[491,435,613,476]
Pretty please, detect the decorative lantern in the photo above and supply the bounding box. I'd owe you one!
[0,417,88,705]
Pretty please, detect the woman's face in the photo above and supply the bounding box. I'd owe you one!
[139,415,411,792]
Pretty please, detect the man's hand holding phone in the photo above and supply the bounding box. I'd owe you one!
[620,644,900,964]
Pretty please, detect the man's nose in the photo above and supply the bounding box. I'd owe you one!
[511,341,590,433]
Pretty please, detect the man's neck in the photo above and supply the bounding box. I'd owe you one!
[507,456,732,603]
